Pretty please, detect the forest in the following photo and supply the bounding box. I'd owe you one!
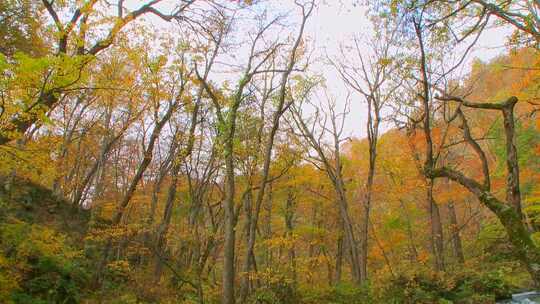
[1,0,540,303]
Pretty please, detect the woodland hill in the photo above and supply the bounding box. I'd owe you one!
[1,1,540,303]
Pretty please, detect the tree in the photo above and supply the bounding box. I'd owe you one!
[0,0,195,146]
[399,3,540,284]
[95,50,191,284]
[197,9,296,303]
[238,2,314,301]
[333,20,400,281]
[0,0,47,57]
[291,93,364,284]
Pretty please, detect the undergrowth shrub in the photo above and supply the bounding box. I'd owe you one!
[378,268,514,304]
[0,219,87,303]
[247,270,300,304]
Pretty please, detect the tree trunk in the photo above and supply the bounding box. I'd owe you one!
[153,172,179,283]
[333,134,362,283]
[335,220,344,284]
[238,9,310,298]
[285,190,297,286]
[359,192,371,283]
[399,199,418,262]
[337,192,362,283]
[502,101,522,217]
[447,201,465,264]
[222,128,237,304]
[263,183,273,268]
[428,180,445,271]
[431,167,540,285]
[485,194,540,285]
[94,100,178,285]
[239,190,254,302]
[359,148,377,282]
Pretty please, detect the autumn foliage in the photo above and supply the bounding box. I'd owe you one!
[1,1,540,303]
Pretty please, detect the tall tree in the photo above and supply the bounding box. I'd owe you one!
[238,2,314,300]
[0,0,195,146]
[333,21,400,281]
[291,95,364,284]
[197,11,289,303]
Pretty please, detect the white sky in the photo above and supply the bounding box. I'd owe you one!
[129,0,513,139]
[293,1,511,138]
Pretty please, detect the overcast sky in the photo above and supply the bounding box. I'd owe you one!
[130,0,513,139]
[304,1,512,138]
